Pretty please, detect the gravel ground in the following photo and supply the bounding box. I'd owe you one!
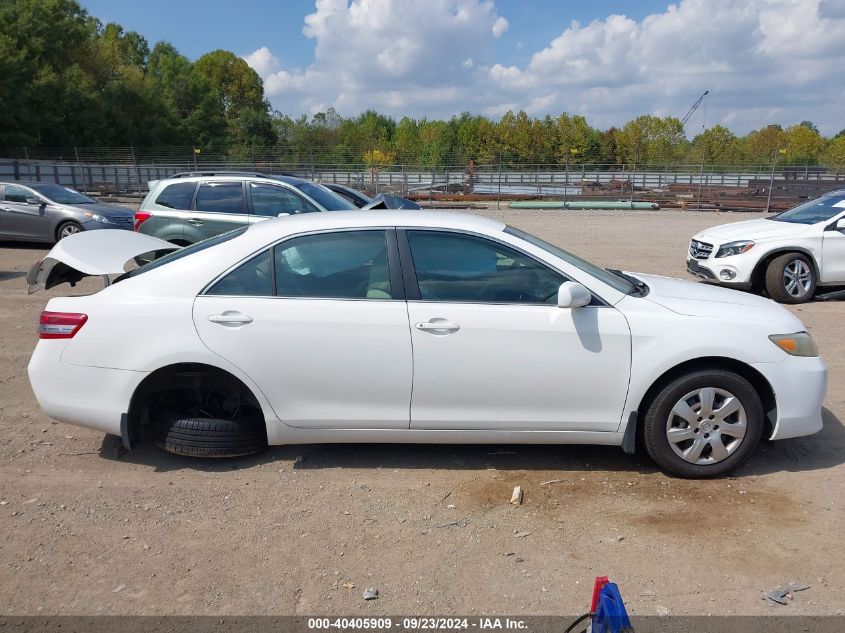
[0,209,842,616]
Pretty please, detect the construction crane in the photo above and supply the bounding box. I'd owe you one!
[681,90,709,126]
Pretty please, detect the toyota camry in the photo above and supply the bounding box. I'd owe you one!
[27,211,827,478]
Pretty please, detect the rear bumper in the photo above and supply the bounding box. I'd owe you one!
[752,356,828,440]
[28,341,146,435]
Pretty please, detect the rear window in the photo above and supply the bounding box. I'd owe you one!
[154,182,196,209]
[114,227,248,283]
[195,182,246,214]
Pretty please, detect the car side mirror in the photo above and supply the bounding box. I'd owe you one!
[277,212,290,218]
[26,197,44,206]
[836,218,845,231]
[557,281,592,308]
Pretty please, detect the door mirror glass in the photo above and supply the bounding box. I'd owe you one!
[25,197,43,206]
[836,217,845,230]
[557,281,592,308]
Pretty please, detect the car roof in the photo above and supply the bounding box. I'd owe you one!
[156,173,311,186]
[243,210,506,241]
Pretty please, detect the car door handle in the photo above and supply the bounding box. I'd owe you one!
[188,218,204,226]
[415,320,460,333]
[208,313,253,325]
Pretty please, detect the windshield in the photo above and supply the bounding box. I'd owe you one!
[770,194,845,224]
[504,226,636,295]
[31,184,96,204]
[114,227,248,283]
[293,181,357,211]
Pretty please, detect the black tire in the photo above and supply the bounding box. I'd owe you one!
[643,369,764,478]
[152,408,267,458]
[765,252,816,304]
[55,221,83,241]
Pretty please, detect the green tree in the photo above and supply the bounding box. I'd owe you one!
[740,125,786,164]
[0,0,100,146]
[690,125,741,165]
[822,135,845,169]
[783,123,825,165]
[392,117,420,164]
[615,115,686,166]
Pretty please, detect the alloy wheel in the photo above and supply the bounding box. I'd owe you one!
[666,387,747,465]
[59,224,81,239]
[783,259,812,298]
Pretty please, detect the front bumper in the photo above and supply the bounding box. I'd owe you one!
[753,355,828,440]
[81,218,134,232]
[686,257,752,289]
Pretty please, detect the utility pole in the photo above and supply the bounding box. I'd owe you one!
[765,148,786,214]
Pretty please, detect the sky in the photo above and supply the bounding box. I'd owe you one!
[79,0,845,135]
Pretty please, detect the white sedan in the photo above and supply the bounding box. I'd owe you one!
[27,211,827,478]
[687,189,845,303]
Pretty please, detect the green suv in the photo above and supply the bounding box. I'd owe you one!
[134,172,356,244]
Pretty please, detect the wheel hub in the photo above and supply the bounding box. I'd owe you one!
[666,387,748,465]
[783,259,812,297]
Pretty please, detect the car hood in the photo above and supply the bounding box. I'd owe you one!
[696,217,810,242]
[634,272,804,328]
[27,230,178,293]
[69,202,135,217]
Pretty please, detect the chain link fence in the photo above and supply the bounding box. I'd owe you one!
[2,146,843,211]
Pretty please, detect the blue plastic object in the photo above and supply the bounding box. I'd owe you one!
[592,581,633,633]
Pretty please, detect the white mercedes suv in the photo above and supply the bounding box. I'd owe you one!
[687,189,845,303]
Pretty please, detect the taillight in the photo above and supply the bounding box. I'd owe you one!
[134,211,151,232]
[38,311,88,339]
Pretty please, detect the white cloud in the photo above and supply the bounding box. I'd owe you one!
[492,16,508,38]
[243,0,845,134]
[241,46,279,78]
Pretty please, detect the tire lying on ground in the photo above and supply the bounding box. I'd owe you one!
[152,408,267,457]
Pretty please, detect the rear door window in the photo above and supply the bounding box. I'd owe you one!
[154,182,196,209]
[195,182,246,214]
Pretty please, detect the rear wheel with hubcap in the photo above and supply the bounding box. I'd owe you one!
[765,252,816,304]
[643,369,763,478]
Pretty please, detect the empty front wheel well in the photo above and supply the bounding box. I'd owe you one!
[635,357,777,445]
[125,363,264,448]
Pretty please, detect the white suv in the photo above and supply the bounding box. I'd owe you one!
[687,189,845,303]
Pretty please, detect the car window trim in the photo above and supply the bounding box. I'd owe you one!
[396,227,610,307]
[199,227,406,301]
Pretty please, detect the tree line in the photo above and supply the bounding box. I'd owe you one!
[2,0,844,169]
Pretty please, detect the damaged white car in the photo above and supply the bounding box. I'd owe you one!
[27,211,827,478]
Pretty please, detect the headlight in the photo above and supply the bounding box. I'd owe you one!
[84,212,117,225]
[769,332,819,357]
[715,240,755,258]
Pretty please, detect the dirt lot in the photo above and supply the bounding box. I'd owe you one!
[0,209,843,617]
